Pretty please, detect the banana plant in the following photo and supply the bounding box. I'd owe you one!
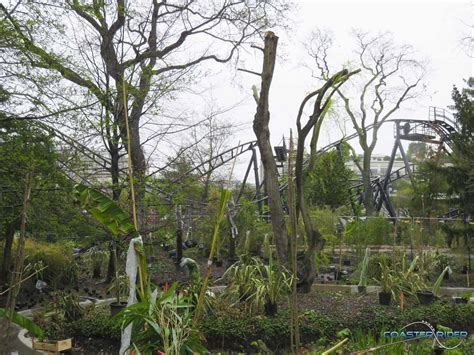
[73,184,138,238]
[73,184,146,300]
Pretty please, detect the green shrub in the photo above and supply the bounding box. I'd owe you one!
[254,311,291,346]
[69,315,121,340]
[366,253,391,281]
[400,303,474,330]
[200,299,474,352]
[344,217,393,246]
[300,310,337,339]
[24,240,78,287]
[34,303,121,341]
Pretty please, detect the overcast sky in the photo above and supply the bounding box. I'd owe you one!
[165,0,472,179]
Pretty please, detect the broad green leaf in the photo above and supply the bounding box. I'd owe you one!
[0,308,44,338]
[73,184,137,237]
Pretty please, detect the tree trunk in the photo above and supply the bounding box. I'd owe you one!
[0,222,15,286]
[362,151,375,215]
[202,171,212,201]
[5,170,33,317]
[105,241,116,284]
[293,69,356,292]
[295,135,324,292]
[252,32,289,264]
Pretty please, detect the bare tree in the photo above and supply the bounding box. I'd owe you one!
[294,68,359,291]
[0,0,289,230]
[309,30,425,214]
[187,105,237,200]
[250,31,358,290]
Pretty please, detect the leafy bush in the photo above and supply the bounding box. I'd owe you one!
[400,303,474,330]
[118,283,206,354]
[33,303,121,341]
[199,299,474,352]
[69,315,121,340]
[366,253,391,281]
[344,217,393,246]
[221,256,292,315]
[300,310,337,339]
[23,240,78,287]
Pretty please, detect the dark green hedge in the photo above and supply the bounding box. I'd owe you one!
[199,302,474,352]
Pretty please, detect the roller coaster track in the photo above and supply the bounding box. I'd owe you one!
[154,108,456,187]
[34,107,458,218]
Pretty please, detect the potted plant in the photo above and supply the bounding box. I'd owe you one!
[375,261,395,305]
[108,273,129,316]
[357,247,370,293]
[253,255,293,316]
[221,253,292,316]
[453,292,471,304]
[416,266,450,305]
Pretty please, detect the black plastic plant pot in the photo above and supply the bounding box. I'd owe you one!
[343,259,351,266]
[264,301,278,316]
[92,267,101,279]
[185,240,197,248]
[453,297,468,304]
[110,301,127,316]
[214,259,223,267]
[378,292,391,305]
[357,285,366,293]
[417,290,435,305]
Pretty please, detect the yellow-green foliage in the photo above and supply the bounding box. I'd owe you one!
[22,240,77,287]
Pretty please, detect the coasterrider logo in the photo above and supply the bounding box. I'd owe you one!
[384,320,469,349]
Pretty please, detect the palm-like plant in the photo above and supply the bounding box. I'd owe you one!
[375,261,396,294]
[221,256,259,303]
[252,254,293,316]
[432,266,450,297]
[222,254,292,316]
[393,255,426,298]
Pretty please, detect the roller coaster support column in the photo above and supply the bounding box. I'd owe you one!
[394,122,416,188]
[376,122,416,214]
[237,151,255,203]
[375,131,398,213]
